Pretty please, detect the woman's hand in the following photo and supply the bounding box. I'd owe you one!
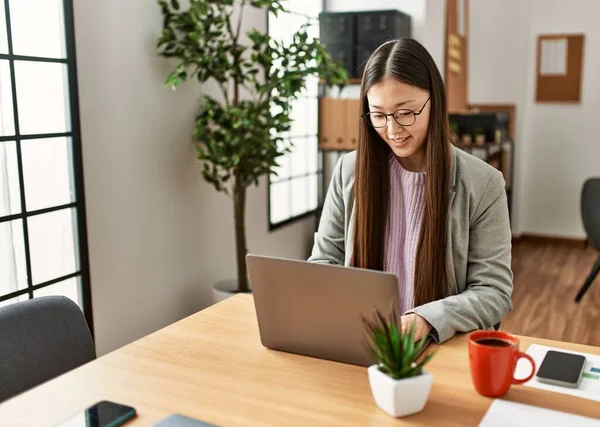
[400,313,432,342]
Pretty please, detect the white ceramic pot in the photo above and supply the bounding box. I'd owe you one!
[211,278,251,304]
[368,366,433,418]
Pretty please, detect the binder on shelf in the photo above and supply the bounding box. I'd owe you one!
[344,99,361,149]
[319,97,344,150]
[319,97,361,152]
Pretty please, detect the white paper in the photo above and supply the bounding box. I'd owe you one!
[540,38,567,75]
[479,400,599,427]
[514,344,600,401]
[554,39,567,74]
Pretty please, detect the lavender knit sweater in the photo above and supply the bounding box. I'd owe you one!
[383,154,426,314]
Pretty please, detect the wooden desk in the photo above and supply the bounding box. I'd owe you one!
[1,295,599,426]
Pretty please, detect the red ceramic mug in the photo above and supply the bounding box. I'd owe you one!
[468,330,536,397]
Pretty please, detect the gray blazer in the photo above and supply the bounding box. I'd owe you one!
[308,145,513,343]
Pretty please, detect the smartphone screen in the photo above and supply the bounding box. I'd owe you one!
[57,401,136,427]
[536,350,586,386]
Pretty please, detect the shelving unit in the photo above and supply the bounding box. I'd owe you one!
[458,141,515,225]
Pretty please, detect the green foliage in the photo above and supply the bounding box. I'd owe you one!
[473,127,485,136]
[449,121,458,133]
[157,0,348,194]
[362,307,435,380]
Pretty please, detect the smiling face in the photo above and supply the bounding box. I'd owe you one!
[366,77,431,172]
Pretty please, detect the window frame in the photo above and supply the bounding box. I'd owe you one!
[266,2,324,232]
[0,0,93,334]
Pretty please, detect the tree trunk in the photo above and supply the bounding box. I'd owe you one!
[233,173,249,293]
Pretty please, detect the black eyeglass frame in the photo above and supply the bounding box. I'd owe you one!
[362,97,431,128]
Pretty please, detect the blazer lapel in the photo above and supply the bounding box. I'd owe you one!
[345,204,355,266]
[448,145,458,202]
[446,146,458,293]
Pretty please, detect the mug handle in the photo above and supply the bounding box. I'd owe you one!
[513,352,536,385]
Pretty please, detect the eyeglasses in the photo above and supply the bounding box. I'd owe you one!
[362,97,431,128]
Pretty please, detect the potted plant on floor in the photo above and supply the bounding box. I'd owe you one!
[363,308,435,418]
[156,0,348,302]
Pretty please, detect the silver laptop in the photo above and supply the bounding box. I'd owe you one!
[246,254,400,367]
[154,414,218,426]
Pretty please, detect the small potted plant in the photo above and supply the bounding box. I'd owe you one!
[450,121,459,143]
[461,132,472,146]
[474,127,486,146]
[363,308,435,418]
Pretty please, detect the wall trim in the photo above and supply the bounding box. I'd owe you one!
[513,233,587,248]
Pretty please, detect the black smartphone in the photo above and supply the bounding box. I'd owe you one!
[536,350,587,388]
[56,401,137,427]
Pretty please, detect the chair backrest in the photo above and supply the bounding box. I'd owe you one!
[0,296,96,403]
[582,178,600,250]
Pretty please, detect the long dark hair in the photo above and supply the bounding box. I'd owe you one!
[351,38,451,307]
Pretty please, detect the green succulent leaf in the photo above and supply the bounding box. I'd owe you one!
[363,306,436,380]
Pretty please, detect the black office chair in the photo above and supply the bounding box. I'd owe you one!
[0,296,96,402]
[575,178,600,303]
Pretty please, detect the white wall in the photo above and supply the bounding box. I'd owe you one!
[470,0,599,238]
[325,0,445,75]
[74,0,314,355]
[469,0,532,235]
[520,0,600,238]
[469,1,531,105]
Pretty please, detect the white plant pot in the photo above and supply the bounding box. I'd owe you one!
[368,365,433,418]
[211,278,251,304]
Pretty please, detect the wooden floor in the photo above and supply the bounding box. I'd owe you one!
[501,238,600,347]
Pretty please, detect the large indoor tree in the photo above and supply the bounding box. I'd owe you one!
[157,0,348,292]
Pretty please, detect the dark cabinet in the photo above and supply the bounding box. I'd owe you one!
[357,10,411,43]
[355,41,381,78]
[325,43,355,77]
[319,12,356,45]
[319,10,412,79]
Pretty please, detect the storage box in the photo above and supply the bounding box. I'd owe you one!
[357,10,411,44]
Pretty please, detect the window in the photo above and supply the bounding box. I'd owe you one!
[0,0,92,330]
[267,0,322,230]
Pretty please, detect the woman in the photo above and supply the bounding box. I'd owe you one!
[308,38,513,344]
